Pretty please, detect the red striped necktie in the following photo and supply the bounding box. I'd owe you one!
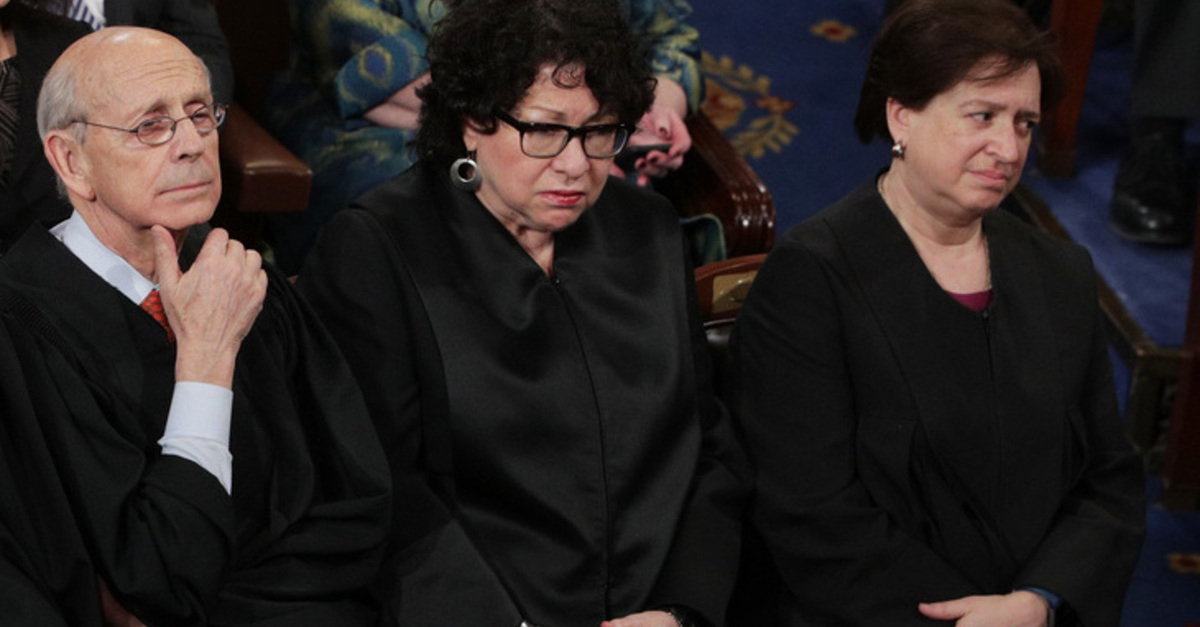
[140,289,175,344]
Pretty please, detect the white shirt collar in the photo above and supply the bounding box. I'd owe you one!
[68,0,106,29]
[50,211,157,305]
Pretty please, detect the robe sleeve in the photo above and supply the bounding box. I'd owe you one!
[297,209,523,627]
[729,240,980,626]
[626,0,704,112]
[292,0,431,120]
[647,233,751,625]
[0,319,99,627]
[207,270,392,625]
[1012,254,1145,627]
[0,300,234,627]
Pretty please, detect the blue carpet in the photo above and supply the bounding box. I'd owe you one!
[1127,477,1200,627]
[690,1,1200,624]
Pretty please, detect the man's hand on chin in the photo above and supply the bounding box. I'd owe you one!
[152,225,268,387]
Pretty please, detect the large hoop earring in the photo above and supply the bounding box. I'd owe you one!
[449,153,481,191]
[890,140,906,160]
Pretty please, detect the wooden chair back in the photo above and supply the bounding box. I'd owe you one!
[208,0,310,248]
[659,115,776,256]
[210,0,292,117]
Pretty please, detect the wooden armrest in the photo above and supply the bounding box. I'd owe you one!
[694,253,768,382]
[694,253,768,323]
[217,103,311,215]
[1037,0,1103,177]
[655,112,776,256]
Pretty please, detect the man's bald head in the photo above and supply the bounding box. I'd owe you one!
[37,27,212,142]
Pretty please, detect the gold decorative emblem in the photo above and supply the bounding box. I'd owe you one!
[1168,552,1200,574]
[810,19,858,42]
[700,52,798,159]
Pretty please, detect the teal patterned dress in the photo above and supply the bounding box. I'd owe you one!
[263,0,704,272]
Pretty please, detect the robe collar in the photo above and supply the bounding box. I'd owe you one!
[825,179,1068,523]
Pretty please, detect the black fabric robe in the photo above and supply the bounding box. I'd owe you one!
[0,7,87,251]
[730,180,1146,627]
[0,226,392,627]
[297,162,749,627]
[0,321,101,626]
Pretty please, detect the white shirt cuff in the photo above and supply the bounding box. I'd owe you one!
[158,382,234,494]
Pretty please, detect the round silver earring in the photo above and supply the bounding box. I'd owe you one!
[449,153,481,191]
[891,141,906,159]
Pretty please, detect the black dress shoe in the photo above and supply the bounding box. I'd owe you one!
[1108,129,1192,246]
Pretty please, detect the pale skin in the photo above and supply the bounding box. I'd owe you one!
[601,610,679,627]
[882,59,1050,627]
[0,0,15,63]
[612,76,692,186]
[464,64,613,276]
[881,60,1041,295]
[364,71,431,131]
[920,591,1050,627]
[877,165,992,294]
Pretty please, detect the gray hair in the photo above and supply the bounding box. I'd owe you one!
[36,57,86,198]
[35,55,87,144]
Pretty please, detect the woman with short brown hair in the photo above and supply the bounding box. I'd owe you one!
[731,1,1143,625]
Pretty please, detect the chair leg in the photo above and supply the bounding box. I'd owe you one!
[1038,0,1104,177]
[1160,186,1200,510]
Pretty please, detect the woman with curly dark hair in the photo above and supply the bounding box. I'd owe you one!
[296,1,748,626]
[0,0,87,251]
[264,0,703,273]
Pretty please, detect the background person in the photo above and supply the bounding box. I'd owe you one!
[263,0,703,273]
[296,1,747,626]
[0,0,88,250]
[1106,0,1200,246]
[730,1,1144,625]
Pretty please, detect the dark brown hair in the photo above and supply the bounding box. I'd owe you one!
[416,0,656,165]
[854,0,1065,143]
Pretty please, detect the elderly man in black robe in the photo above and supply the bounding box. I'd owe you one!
[0,26,391,626]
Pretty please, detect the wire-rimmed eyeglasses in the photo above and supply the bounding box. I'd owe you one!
[494,109,631,159]
[74,103,228,146]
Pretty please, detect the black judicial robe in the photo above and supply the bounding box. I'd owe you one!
[0,521,86,627]
[0,227,392,627]
[298,162,749,627]
[730,180,1145,627]
[0,322,100,626]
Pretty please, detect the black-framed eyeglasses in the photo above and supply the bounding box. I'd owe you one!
[75,103,228,146]
[494,110,631,159]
